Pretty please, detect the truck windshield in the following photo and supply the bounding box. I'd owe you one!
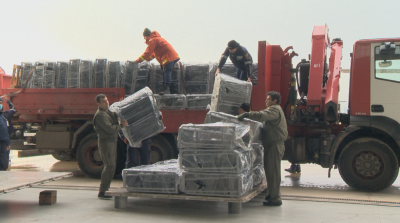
[375,44,400,82]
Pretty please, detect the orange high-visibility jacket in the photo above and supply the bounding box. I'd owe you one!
[136,31,179,67]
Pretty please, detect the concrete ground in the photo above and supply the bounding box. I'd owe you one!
[1,151,400,222]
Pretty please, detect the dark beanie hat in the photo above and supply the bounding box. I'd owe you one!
[239,102,250,112]
[143,28,152,37]
[228,40,239,49]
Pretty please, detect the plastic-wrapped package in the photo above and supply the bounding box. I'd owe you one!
[251,63,258,86]
[182,63,210,94]
[252,165,266,187]
[177,123,251,150]
[150,63,181,94]
[79,60,93,88]
[43,62,56,89]
[31,62,45,89]
[94,58,107,88]
[204,111,263,144]
[122,61,138,96]
[106,61,122,88]
[251,143,264,167]
[220,63,237,78]
[20,62,33,88]
[210,73,252,115]
[186,94,211,110]
[68,59,80,88]
[109,87,165,146]
[154,94,186,110]
[179,149,252,173]
[181,170,253,197]
[208,62,218,94]
[56,61,68,88]
[130,61,150,93]
[123,159,181,194]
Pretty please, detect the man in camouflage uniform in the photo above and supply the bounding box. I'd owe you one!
[238,91,288,206]
[93,94,128,199]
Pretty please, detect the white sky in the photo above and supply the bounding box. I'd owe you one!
[1,0,399,75]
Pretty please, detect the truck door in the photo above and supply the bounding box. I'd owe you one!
[370,42,400,123]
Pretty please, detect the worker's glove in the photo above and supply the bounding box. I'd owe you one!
[237,112,249,121]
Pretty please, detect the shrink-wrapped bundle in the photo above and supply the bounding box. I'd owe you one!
[150,63,181,94]
[185,94,211,110]
[252,165,266,187]
[79,60,93,88]
[68,59,80,88]
[106,61,122,88]
[154,94,186,110]
[182,63,211,94]
[56,61,68,88]
[43,61,56,89]
[94,58,107,88]
[31,62,45,89]
[21,62,33,88]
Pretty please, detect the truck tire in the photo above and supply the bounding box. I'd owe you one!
[150,135,173,164]
[338,137,399,191]
[52,152,75,161]
[77,133,126,178]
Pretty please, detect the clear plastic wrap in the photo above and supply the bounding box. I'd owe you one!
[179,149,252,173]
[251,63,258,86]
[220,63,237,78]
[20,62,33,88]
[204,111,263,144]
[208,62,218,95]
[94,58,107,88]
[251,143,264,167]
[56,61,68,88]
[181,170,253,197]
[106,61,122,88]
[31,62,45,89]
[186,94,211,110]
[79,60,93,88]
[68,59,80,88]
[109,87,165,146]
[177,123,251,150]
[210,73,252,115]
[252,165,266,187]
[154,94,186,110]
[182,62,210,94]
[123,159,181,194]
[150,63,181,94]
[131,61,151,93]
[43,62,56,89]
[122,61,138,96]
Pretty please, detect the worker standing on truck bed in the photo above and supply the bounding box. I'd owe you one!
[93,94,128,199]
[215,40,253,82]
[0,97,12,171]
[135,28,180,95]
[237,91,288,206]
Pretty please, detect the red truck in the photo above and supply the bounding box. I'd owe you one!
[2,24,400,191]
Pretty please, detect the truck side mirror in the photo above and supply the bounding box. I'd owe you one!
[379,42,396,55]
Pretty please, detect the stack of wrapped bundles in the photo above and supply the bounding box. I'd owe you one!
[56,61,68,88]
[79,60,93,88]
[154,94,186,110]
[43,61,56,89]
[182,62,212,94]
[178,122,255,197]
[150,63,181,94]
[186,94,212,110]
[123,61,151,95]
[207,62,218,95]
[107,61,122,88]
[133,62,151,93]
[251,63,258,86]
[109,87,165,147]
[122,61,137,96]
[20,62,33,88]
[251,143,266,186]
[123,159,181,194]
[94,58,107,88]
[31,62,45,89]
[210,73,252,115]
[68,59,80,88]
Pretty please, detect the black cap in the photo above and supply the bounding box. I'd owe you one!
[239,103,250,112]
[143,28,151,37]
[228,40,239,49]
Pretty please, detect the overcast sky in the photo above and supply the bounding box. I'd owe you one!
[1,0,399,75]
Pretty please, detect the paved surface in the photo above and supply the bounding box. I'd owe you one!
[1,151,400,222]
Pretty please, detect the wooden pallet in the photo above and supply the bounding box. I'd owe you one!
[105,182,267,214]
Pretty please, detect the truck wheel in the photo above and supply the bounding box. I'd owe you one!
[77,133,126,178]
[150,135,173,164]
[338,137,399,191]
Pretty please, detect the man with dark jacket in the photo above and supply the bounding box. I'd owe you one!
[215,40,253,82]
[136,28,180,94]
[0,97,13,171]
[93,94,128,199]
[238,91,288,206]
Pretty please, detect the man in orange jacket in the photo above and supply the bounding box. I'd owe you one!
[136,28,180,94]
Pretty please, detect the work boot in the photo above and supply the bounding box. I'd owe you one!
[264,195,270,200]
[263,200,282,206]
[159,84,170,95]
[284,164,296,174]
[98,192,112,199]
[295,164,301,173]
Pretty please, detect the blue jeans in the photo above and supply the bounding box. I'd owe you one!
[125,138,152,168]
[163,59,180,85]
[0,141,9,171]
[236,68,249,81]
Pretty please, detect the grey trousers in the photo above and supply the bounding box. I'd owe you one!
[264,141,285,202]
[98,139,117,193]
